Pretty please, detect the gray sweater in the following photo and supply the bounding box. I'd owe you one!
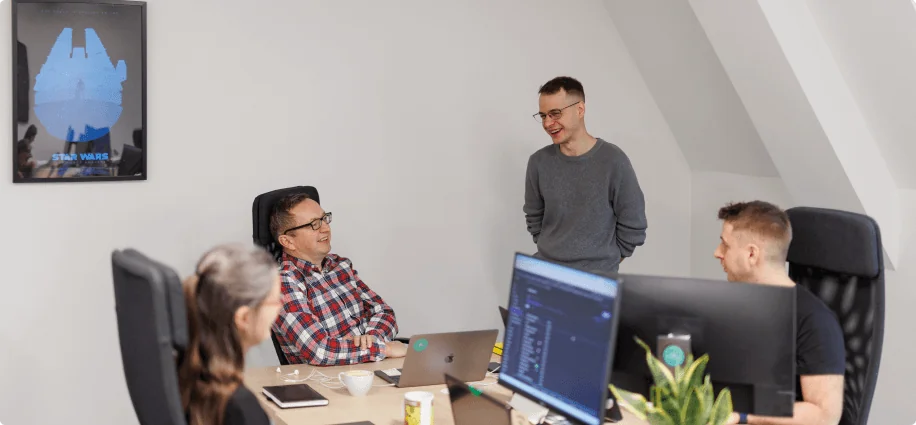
[523,138,647,273]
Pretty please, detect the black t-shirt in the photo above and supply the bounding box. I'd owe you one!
[795,285,846,401]
[224,385,271,425]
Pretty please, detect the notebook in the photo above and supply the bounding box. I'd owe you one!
[261,383,329,408]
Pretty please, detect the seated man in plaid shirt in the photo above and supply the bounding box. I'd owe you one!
[270,192,408,365]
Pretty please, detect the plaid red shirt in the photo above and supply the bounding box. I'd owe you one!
[273,252,399,365]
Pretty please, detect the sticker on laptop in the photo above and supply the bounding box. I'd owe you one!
[413,338,429,352]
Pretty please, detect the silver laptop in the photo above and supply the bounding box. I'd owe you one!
[375,329,498,387]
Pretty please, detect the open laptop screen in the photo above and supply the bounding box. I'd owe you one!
[498,253,621,425]
[446,374,512,425]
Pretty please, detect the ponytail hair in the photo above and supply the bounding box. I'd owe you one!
[177,243,278,425]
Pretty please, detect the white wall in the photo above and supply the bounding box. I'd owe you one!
[689,171,794,279]
[868,188,916,425]
[0,1,691,424]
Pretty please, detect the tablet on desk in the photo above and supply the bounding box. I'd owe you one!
[262,383,329,408]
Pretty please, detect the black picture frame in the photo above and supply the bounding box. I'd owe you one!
[11,0,147,183]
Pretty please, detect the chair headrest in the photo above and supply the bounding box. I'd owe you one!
[112,248,188,351]
[786,207,882,278]
[110,248,188,425]
[252,186,320,248]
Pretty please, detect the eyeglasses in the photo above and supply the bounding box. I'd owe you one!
[283,212,332,234]
[533,101,581,123]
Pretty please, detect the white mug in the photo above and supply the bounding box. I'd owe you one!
[404,391,434,425]
[338,370,373,397]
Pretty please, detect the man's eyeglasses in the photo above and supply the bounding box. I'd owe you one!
[533,101,581,123]
[283,212,332,234]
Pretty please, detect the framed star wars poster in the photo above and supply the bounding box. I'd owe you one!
[12,0,146,182]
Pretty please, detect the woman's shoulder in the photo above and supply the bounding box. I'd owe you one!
[224,385,271,425]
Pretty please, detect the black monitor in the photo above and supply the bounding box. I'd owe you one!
[609,273,796,417]
[499,253,622,425]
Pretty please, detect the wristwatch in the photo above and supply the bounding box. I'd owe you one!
[738,412,748,424]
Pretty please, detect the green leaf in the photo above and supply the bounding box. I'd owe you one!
[679,354,709,399]
[646,408,677,425]
[675,353,694,383]
[699,384,713,421]
[609,385,649,421]
[680,387,705,425]
[655,385,680,417]
[701,376,714,416]
[709,388,734,425]
[635,337,679,397]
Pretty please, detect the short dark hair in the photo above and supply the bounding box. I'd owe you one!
[269,192,313,240]
[538,76,585,100]
[718,201,792,262]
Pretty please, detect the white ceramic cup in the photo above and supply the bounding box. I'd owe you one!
[338,370,373,397]
[404,391,435,425]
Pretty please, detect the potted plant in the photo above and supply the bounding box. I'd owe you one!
[609,338,734,425]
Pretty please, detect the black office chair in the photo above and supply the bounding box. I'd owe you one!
[252,186,320,365]
[252,186,409,365]
[111,248,188,425]
[785,207,885,425]
[252,185,321,262]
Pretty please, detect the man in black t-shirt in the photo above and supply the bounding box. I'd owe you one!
[713,201,845,425]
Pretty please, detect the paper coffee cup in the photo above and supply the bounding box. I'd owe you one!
[403,391,434,425]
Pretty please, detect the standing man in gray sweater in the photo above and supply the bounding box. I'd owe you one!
[524,76,648,273]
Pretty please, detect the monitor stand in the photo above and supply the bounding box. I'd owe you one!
[508,393,548,424]
[542,412,573,425]
[606,395,623,422]
[542,408,621,425]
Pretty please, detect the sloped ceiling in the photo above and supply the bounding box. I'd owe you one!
[603,0,779,177]
[603,0,904,266]
[807,0,916,190]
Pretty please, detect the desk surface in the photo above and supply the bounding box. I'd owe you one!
[243,355,644,425]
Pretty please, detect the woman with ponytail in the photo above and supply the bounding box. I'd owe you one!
[178,243,282,425]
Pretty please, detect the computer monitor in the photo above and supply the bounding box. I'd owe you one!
[499,253,622,425]
[609,273,796,417]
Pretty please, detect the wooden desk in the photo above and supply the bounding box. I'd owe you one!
[243,356,644,425]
